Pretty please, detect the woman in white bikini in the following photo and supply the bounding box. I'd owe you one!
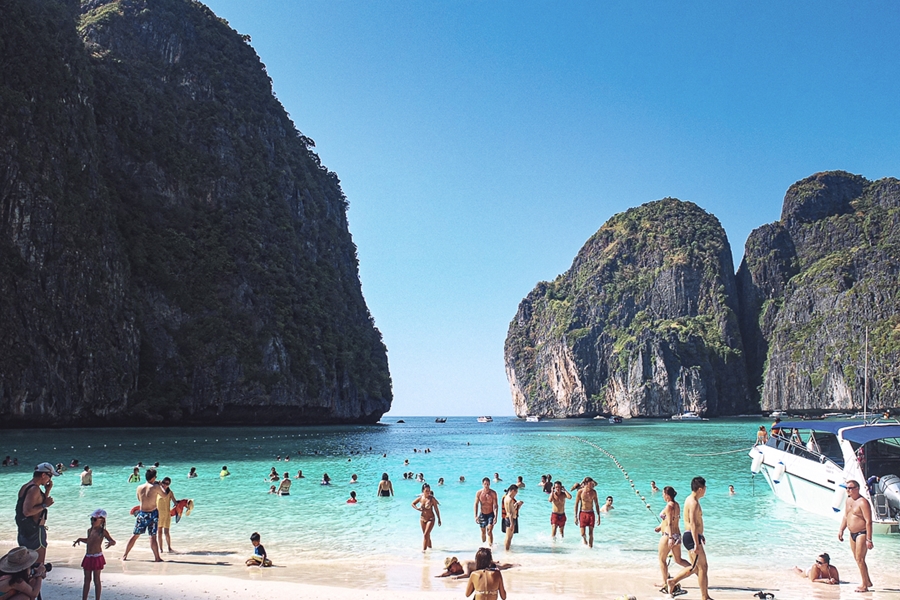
[465,548,507,599]
[654,486,691,595]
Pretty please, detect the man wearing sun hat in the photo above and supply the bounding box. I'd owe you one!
[15,462,59,569]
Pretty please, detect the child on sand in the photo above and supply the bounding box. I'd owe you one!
[73,509,116,600]
[246,532,272,567]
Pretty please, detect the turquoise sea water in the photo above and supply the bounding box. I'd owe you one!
[2,417,899,595]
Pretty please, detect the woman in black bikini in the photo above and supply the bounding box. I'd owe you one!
[412,484,441,551]
[377,473,393,497]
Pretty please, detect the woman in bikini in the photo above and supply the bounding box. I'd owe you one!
[377,473,393,497]
[654,486,691,594]
[793,553,839,584]
[465,547,507,599]
[412,484,441,551]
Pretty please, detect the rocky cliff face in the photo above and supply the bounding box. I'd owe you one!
[0,0,391,426]
[505,199,749,418]
[736,171,900,411]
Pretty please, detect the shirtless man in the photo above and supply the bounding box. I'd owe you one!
[502,486,523,551]
[123,468,165,561]
[838,479,874,592]
[474,477,499,545]
[574,478,598,547]
[549,481,572,539]
[668,476,710,600]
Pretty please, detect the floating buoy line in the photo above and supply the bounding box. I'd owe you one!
[572,436,660,523]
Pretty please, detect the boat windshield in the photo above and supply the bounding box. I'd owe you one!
[860,437,900,480]
[766,429,844,468]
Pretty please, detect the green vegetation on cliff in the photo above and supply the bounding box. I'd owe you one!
[0,0,391,425]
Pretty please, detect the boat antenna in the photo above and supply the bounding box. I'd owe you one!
[864,326,869,422]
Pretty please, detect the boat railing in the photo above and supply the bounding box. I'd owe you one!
[767,435,843,469]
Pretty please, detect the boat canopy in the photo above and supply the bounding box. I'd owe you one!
[777,422,900,445]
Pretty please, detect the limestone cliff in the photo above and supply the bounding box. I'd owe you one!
[505,199,749,418]
[736,171,900,411]
[0,0,391,426]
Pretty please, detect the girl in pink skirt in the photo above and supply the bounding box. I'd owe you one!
[73,509,116,600]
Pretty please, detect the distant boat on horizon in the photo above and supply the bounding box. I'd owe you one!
[434,417,447,423]
[477,416,493,423]
[525,415,540,422]
[670,411,707,422]
[608,416,623,424]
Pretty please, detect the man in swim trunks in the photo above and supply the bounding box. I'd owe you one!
[474,477,499,545]
[549,481,572,539]
[123,468,165,562]
[668,476,710,600]
[838,479,874,592]
[16,462,59,570]
[574,478,598,547]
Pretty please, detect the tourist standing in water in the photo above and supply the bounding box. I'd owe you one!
[549,481,571,539]
[574,478,598,547]
[654,486,691,591]
[377,473,393,497]
[474,478,499,545]
[501,485,522,551]
[667,476,709,599]
[412,484,441,551]
[838,479,874,592]
[80,466,93,486]
[123,468,165,561]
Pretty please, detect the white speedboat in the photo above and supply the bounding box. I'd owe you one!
[670,411,706,421]
[749,421,900,534]
[477,416,493,423]
[609,416,623,424]
[525,416,540,422]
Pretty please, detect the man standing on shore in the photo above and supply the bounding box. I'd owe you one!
[549,481,572,539]
[574,478,598,547]
[123,469,165,562]
[16,462,59,568]
[668,476,709,600]
[474,477,499,545]
[838,479,874,592]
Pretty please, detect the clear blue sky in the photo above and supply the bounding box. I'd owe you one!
[201,1,900,417]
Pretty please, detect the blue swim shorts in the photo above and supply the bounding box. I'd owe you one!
[477,512,495,528]
[134,509,159,536]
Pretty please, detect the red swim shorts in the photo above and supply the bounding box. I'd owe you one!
[579,511,595,528]
[551,512,567,526]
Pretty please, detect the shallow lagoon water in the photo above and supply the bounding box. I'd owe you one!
[2,417,899,593]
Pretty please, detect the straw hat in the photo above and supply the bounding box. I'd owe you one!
[444,556,459,568]
[0,546,38,573]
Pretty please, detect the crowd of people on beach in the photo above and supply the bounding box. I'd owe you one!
[0,422,885,600]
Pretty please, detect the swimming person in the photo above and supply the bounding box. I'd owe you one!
[650,481,660,493]
[574,478,598,547]
[412,484,441,551]
[464,547,507,599]
[667,476,709,600]
[501,485,522,551]
[220,466,230,477]
[654,486,691,591]
[321,473,331,485]
[599,496,614,512]
[377,473,393,497]
[123,468,165,562]
[549,480,572,539]
[187,467,197,479]
[838,479,874,592]
[80,466,93,487]
[347,491,358,504]
[127,468,140,483]
[474,477,499,545]
[278,473,292,495]
[793,552,839,584]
